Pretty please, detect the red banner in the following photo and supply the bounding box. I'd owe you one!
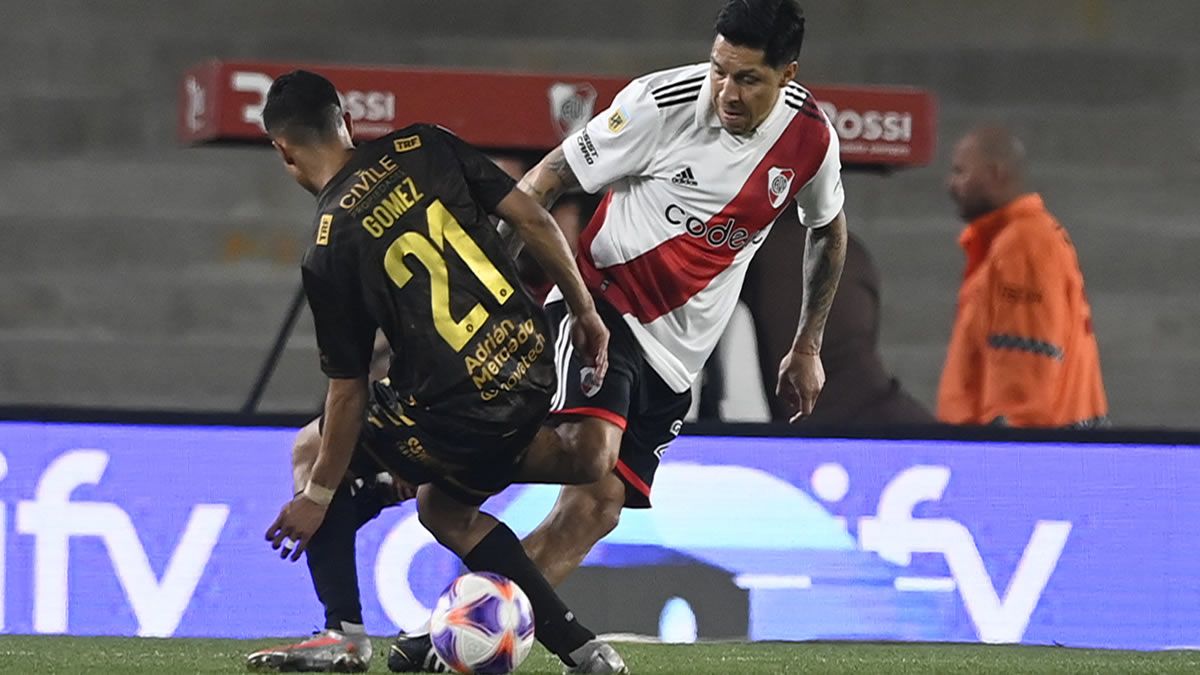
[180,60,936,167]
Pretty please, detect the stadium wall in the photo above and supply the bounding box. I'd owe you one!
[0,1,1198,427]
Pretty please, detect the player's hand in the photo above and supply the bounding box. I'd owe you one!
[265,495,329,562]
[776,349,825,423]
[571,309,609,391]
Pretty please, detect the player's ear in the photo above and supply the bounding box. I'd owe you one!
[779,61,798,87]
[341,111,355,142]
[272,139,297,167]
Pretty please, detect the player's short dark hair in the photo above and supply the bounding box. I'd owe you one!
[262,70,343,143]
[714,0,806,68]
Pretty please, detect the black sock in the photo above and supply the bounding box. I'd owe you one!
[462,523,594,664]
[305,483,364,630]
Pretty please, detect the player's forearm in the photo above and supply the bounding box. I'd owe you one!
[793,212,847,354]
[307,377,369,493]
[518,213,596,318]
[498,149,579,258]
[517,146,578,210]
[494,220,525,259]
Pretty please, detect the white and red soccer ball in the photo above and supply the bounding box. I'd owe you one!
[430,573,536,674]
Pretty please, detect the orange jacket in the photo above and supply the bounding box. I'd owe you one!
[937,194,1108,428]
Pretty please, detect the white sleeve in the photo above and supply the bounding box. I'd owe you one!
[561,80,662,194]
[794,120,845,228]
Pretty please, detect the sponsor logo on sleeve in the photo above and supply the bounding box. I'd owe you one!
[392,135,422,153]
[576,130,599,165]
[607,106,629,134]
[316,214,332,245]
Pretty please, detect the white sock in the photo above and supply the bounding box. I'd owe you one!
[339,622,373,661]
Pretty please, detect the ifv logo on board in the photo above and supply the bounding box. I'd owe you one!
[812,463,1071,644]
[0,449,229,637]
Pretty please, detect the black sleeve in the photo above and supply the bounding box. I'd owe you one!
[301,256,376,379]
[431,126,517,213]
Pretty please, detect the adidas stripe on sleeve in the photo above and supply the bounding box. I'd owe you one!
[790,84,845,228]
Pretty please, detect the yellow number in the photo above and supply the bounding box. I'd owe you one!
[383,199,514,352]
[426,200,514,304]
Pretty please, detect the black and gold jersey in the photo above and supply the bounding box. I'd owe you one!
[301,125,554,432]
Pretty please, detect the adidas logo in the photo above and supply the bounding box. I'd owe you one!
[671,166,698,186]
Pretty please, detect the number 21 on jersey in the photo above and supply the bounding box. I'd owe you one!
[383,199,513,352]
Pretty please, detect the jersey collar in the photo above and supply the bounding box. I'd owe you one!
[695,73,721,129]
[317,151,362,204]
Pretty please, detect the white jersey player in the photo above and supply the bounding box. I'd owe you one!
[531,0,844,500]
[552,60,843,396]
[390,1,847,668]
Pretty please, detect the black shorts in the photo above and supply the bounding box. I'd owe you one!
[544,298,691,508]
[341,380,549,505]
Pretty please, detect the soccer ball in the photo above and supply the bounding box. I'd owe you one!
[430,572,536,674]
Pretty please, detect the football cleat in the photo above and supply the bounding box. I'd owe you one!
[246,629,372,673]
[387,632,450,673]
[564,640,630,675]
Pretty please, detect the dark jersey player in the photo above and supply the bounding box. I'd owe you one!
[245,70,627,674]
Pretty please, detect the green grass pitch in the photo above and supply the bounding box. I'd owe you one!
[0,636,1197,674]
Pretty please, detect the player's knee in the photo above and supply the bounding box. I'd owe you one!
[590,479,625,537]
[558,418,622,483]
[416,501,457,548]
[575,444,619,483]
[417,511,444,543]
[565,476,625,539]
[416,487,482,554]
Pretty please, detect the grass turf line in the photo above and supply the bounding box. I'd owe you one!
[0,636,1197,674]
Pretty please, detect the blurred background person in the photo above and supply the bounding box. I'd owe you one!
[938,125,1108,428]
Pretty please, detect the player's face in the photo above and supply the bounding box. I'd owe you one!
[709,36,796,136]
[947,136,996,222]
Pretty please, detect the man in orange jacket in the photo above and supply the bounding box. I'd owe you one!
[938,125,1109,428]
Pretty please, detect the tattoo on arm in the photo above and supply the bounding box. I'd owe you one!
[517,146,580,208]
[796,215,847,352]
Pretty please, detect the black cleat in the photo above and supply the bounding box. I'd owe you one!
[387,632,450,673]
